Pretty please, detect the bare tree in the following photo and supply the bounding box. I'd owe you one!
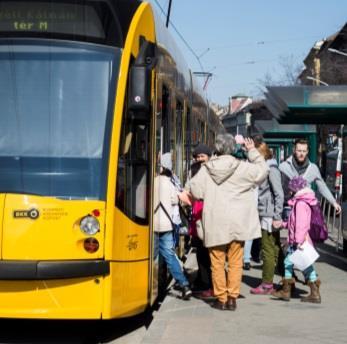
[278,54,303,85]
[256,54,303,95]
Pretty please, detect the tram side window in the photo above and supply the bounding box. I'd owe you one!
[175,100,183,179]
[201,121,206,143]
[116,120,149,224]
[162,85,171,153]
[184,106,191,182]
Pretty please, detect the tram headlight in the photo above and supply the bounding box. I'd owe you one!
[80,216,100,235]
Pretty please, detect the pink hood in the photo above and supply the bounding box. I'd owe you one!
[288,188,318,207]
[286,188,317,245]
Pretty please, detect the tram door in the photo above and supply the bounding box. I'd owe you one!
[150,80,171,304]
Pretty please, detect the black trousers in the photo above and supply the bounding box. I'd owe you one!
[192,237,212,290]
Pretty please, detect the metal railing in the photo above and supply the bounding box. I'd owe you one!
[320,196,342,252]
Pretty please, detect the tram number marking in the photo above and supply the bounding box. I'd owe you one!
[127,234,138,251]
[13,208,40,220]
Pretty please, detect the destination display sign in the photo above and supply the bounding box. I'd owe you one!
[0,1,105,38]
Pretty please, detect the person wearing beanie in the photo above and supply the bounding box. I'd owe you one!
[181,147,214,299]
[193,144,212,163]
[272,176,322,303]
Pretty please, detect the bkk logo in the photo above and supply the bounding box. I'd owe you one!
[13,208,40,220]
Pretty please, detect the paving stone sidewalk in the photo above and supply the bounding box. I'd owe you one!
[141,240,347,344]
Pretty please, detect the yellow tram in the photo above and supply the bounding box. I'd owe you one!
[0,0,222,319]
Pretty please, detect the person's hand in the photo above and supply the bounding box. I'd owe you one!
[334,202,342,215]
[235,134,245,144]
[244,138,255,151]
[272,220,282,229]
[298,244,304,250]
[178,190,192,206]
[298,234,309,250]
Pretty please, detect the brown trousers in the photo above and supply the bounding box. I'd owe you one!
[209,241,244,303]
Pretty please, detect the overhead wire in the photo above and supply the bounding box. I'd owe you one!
[151,1,310,94]
[201,35,323,51]
[152,0,206,72]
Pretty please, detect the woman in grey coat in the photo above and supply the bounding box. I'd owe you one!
[250,142,284,295]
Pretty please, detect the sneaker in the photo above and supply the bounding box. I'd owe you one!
[250,283,274,295]
[243,262,251,270]
[181,286,192,300]
[173,282,181,291]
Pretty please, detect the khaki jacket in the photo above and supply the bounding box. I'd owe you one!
[188,148,269,248]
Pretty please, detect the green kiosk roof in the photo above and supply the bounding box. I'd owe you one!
[265,86,347,124]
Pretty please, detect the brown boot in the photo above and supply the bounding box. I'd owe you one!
[271,278,294,301]
[226,297,237,311]
[301,279,321,304]
[276,279,296,296]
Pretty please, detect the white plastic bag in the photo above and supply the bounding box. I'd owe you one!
[289,242,319,271]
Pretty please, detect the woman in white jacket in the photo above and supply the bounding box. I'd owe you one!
[154,153,192,300]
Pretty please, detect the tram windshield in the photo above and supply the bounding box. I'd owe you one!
[0,39,120,199]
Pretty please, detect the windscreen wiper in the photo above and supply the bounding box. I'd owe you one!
[0,191,45,196]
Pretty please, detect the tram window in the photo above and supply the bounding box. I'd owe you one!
[175,100,183,179]
[0,41,119,199]
[209,130,214,147]
[197,120,202,143]
[184,106,191,180]
[162,85,171,153]
[116,121,149,224]
[200,121,205,143]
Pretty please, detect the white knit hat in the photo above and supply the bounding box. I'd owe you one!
[161,153,172,171]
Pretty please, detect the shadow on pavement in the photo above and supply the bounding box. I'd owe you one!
[0,306,156,344]
[242,274,308,298]
[315,242,347,273]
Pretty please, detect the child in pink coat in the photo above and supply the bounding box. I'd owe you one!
[272,176,321,303]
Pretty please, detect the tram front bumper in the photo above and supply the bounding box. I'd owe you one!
[0,260,110,280]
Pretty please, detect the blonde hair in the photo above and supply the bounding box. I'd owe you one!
[257,142,273,160]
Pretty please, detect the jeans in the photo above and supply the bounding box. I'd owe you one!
[243,240,253,263]
[284,245,317,282]
[157,231,189,287]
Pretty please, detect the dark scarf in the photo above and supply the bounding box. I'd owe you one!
[292,156,310,175]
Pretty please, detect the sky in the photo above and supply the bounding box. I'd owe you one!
[149,0,347,106]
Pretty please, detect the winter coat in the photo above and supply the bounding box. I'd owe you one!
[257,159,284,221]
[284,188,317,245]
[279,156,335,205]
[187,148,269,248]
[154,175,178,232]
